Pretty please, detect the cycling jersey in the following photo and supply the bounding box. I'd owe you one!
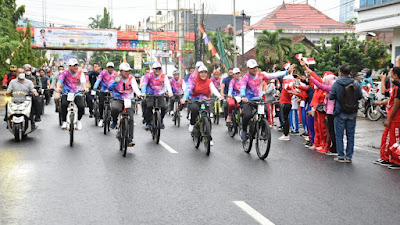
[210,76,222,91]
[240,71,287,100]
[228,78,241,97]
[93,69,117,91]
[141,72,172,95]
[58,70,86,93]
[108,75,141,99]
[170,77,186,95]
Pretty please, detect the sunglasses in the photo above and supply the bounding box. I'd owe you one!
[250,66,258,69]
[154,68,161,70]
[107,66,114,68]
[71,64,78,67]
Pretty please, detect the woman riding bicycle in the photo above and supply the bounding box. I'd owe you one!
[181,65,223,144]
[226,68,242,123]
[108,63,142,147]
[240,59,295,142]
[169,69,186,113]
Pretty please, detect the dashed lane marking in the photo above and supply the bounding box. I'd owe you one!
[159,140,178,154]
[233,201,275,225]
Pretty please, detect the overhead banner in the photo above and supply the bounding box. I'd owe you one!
[33,27,118,49]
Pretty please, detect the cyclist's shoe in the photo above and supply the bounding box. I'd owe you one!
[188,124,194,132]
[110,121,117,129]
[34,116,41,122]
[61,122,68,130]
[128,139,135,147]
[210,141,214,146]
[226,115,232,123]
[98,119,104,127]
[278,135,290,141]
[241,130,247,142]
[142,119,145,124]
[89,112,94,118]
[55,108,59,113]
[161,123,165,129]
[76,121,83,131]
[210,113,214,118]
[145,125,151,131]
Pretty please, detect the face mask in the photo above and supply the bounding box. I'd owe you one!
[18,73,25,80]
[25,71,31,76]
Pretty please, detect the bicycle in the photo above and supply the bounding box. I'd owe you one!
[145,94,165,144]
[172,94,182,127]
[102,90,112,135]
[115,97,137,157]
[190,99,212,155]
[227,97,243,137]
[64,91,86,147]
[242,100,272,160]
[211,96,223,124]
[92,89,100,126]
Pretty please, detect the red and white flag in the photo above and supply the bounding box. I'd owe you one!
[283,61,291,70]
[295,54,303,60]
[302,57,316,65]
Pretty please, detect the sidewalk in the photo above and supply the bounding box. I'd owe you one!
[0,90,6,116]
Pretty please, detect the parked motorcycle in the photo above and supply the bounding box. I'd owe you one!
[359,85,387,121]
[5,92,35,141]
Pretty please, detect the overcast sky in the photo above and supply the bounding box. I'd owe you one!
[17,0,344,29]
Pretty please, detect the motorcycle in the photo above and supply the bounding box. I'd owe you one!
[359,85,387,121]
[5,92,35,141]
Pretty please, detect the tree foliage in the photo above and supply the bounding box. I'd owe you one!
[88,8,120,30]
[203,31,236,72]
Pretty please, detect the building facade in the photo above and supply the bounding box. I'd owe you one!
[339,0,357,22]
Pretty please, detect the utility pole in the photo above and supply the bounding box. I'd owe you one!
[233,0,237,68]
[194,3,198,63]
[241,10,245,68]
[178,0,183,77]
[201,3,205,62]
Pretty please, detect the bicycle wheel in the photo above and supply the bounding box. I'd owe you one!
[228,113,237,137]
[69,113,74,147]
[202,117,211,155]
[242,122,253,153]
[58,110,62,126]
[215,102,220,125]
[118,118,123,151]
[177,111,180,127]
[192,125,201,148]
[152,111,161,144]
[122,117,129,157]
[94,102,99,126]
[255,119,272,160]
[104,107,109,134]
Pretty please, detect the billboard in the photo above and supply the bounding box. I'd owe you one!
[34,27,118,49]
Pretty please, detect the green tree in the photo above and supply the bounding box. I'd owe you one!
[255,29,292,71]
[203,31,236,72]
[88,15,102,28]
[0,0,25,25]
[88,8,120,30]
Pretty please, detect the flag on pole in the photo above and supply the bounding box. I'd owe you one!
[295,54,303,60]
[217,31,231,69]
[199,25,218,56]
[283,61,291,70]
[5,37,27,64]
[307,57,315,64]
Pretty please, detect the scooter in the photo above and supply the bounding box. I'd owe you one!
[5,92,35,141]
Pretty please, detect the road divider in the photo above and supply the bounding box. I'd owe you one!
[159,140,178,154]
[233,201,275,225]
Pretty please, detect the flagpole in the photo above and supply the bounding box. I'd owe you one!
[233,0,237,68]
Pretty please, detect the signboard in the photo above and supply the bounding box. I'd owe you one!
[134,53,142,70]
[34,27,118,49]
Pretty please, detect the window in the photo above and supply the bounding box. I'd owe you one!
[361,0,394,8]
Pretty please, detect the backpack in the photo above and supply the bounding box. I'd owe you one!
[338,80,359,114]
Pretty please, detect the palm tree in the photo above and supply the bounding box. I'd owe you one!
[255,29,292,69]
[88,15,102,28]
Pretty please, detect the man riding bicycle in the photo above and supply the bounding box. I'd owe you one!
[169,69,186,113]
[56,59,88,130]
[141,62,173,130]
[240,59,295,142]
[93,62,118,127]
[108,63,142,147]
[226,68,242,123]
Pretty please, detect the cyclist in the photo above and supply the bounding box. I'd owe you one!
[240,59,295,142]
[181,65,222,145]
[168,69,186,113]
[141,62,173,130]
[52,65,65,112]
[220,68,234,118]
[210,70,222,117]
[82,68,94,118]
[93,62,118,127]
[2,65,18,89]
[108,63,142,146]
[226,68,242,123]
[55,59,88,130]
[38,69,51,105]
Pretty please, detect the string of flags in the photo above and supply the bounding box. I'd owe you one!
[199,25,221,60]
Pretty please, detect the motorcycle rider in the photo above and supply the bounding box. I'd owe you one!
[3,68,40,127]
[23,64,37,85]
[2,65,18,89]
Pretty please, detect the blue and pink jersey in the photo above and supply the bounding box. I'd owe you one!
[170,77,185,95]
[141,72,172,95]
[240,71,287,100]
[93,69,117,91]
[58,69,86,94]
[210,76,222,91]
[228,78,241,97]
[108,75,141,99]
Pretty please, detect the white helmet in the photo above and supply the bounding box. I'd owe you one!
[198,65,208,72]
[195,61,204,68]
[246,59,258,69]
[82,68,88,73]
[233,68,241,74]
[152,62,162,69]
[106,62,115,68]
[119,63,132,71]
[68,58,79,66]
[173,69,180,74]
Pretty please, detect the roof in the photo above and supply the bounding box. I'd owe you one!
[240,4,354,33]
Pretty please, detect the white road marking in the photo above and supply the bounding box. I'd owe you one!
[233,201,275,225]
[159,140,178,154]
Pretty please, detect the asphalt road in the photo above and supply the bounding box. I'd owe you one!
[0,101,399,225]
